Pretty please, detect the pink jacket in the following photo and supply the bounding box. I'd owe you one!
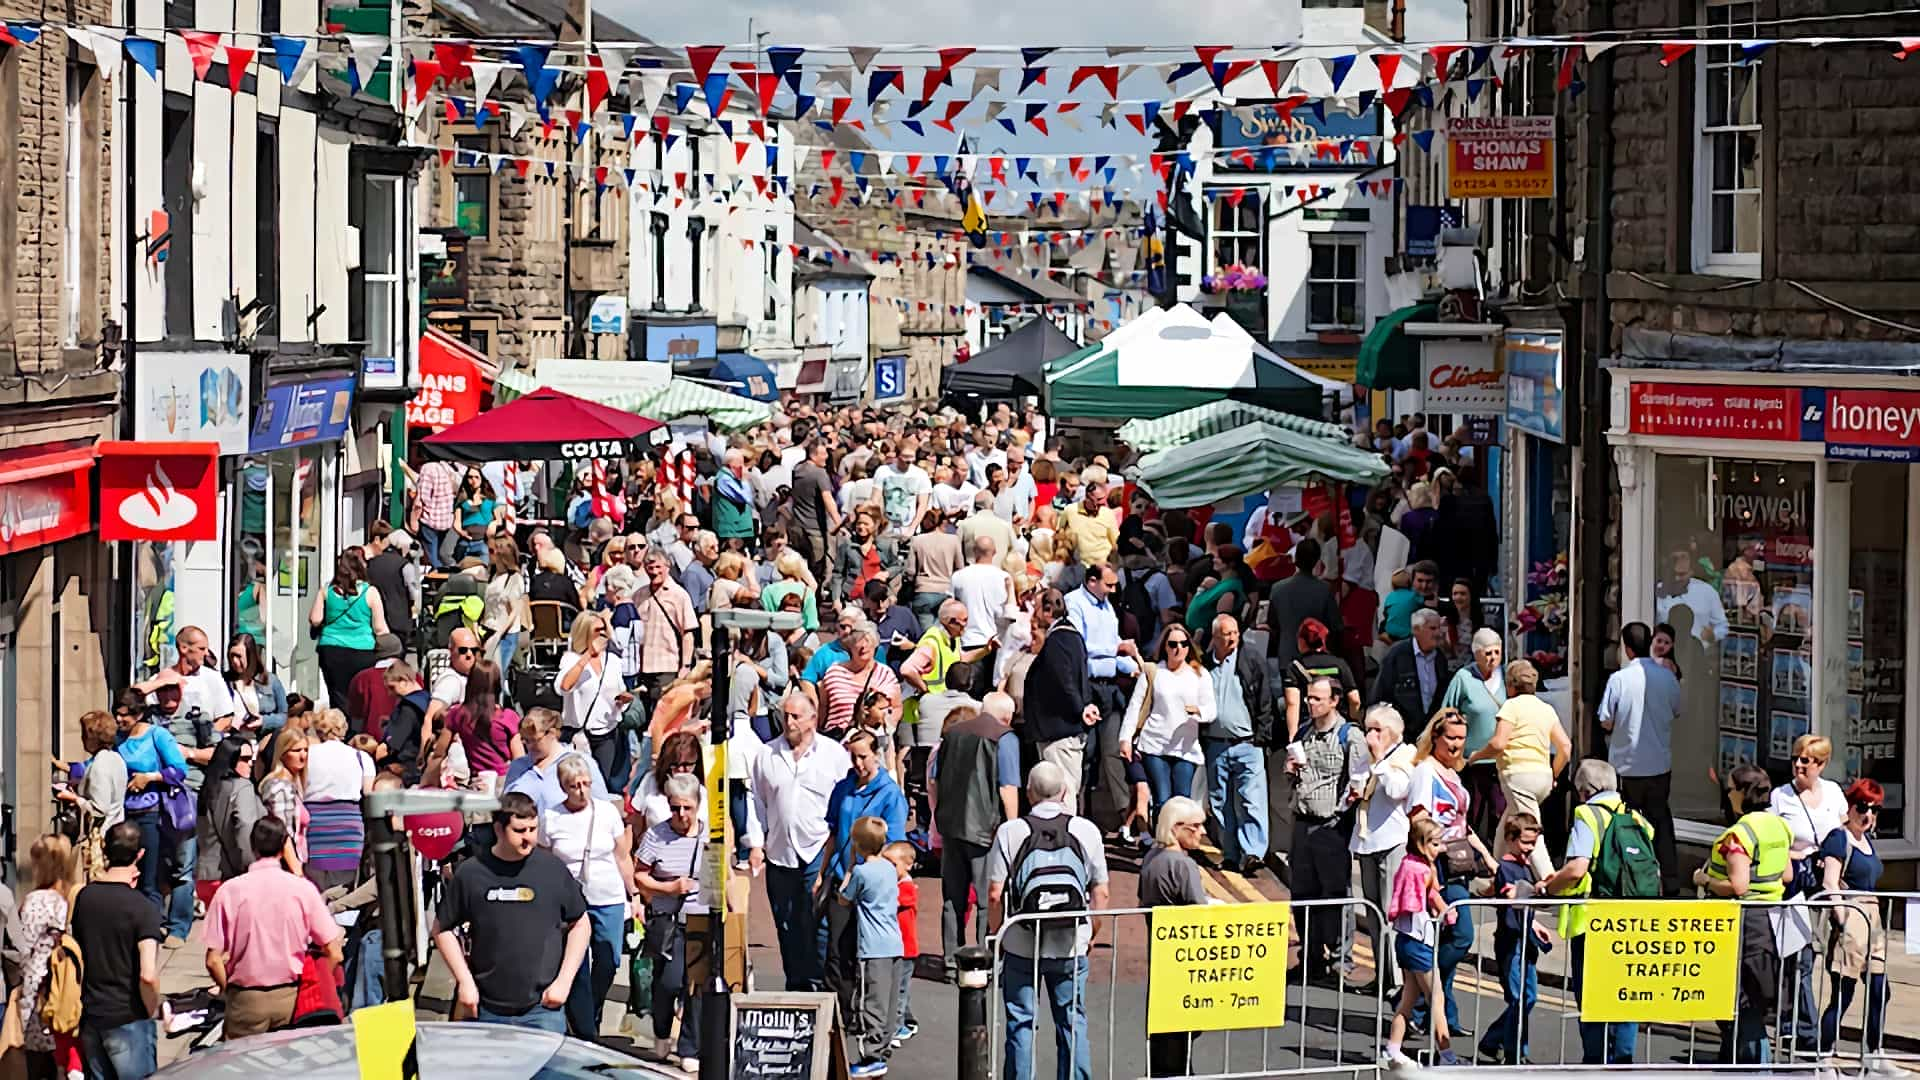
[1388,853,1435,921]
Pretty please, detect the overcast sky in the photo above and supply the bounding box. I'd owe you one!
[601,0,1469,53]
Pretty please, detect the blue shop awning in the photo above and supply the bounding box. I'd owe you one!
[710,352,780,402]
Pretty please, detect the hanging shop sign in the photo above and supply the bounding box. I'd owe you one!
[1446,115,1556,200]
[873,355,907,402]
[587,294,627,336]
[250,376,356,455]
[1219,104,1380,169]
[1505,330,1566,442]
[1420,340,1506,414]
[0,446,94,555]
[133,352,251,456]
[637,318,718,365]
[97,441,220,542]
[407,332,489,431]
[1627,383,1920,463]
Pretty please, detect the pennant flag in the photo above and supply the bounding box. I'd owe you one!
[1167,61,1201,85]
[1897,38,1920,60]
[1466,78,1487,102]
[702,72,729,115]
[1024,102,1048,135]
[830,96,852,125]
[513,44,557,103]
[1429,44,1464,81]
[470,60,502,103]
[224,44,254,93]
[1068,65,1119,97]
[751,71,779,116]
[1660,42,1695,66]
[1557,47,1579,90]
[410,57,441,105]
[0,20,40,46]
[768,45,804,89]
[346,34,387,96]
[1372,52,1403,88]
[902,120,924,136]
[673,82,698,114]
[1262,58,1293,94]
[793,93,815,119]
[1739,40,1775,60]
[686,45,724,84]
[848,150,865,171]
[968,67,1000,99]
[866,67,902,106]
[1329,53,1356,92]
[260,34,299,83]
[1468,45,1493,73]
[430,42,473,83]
[584,52,611,115]
[180,31,219,81]
[847,45,881,73]
[1019,66,1047,92]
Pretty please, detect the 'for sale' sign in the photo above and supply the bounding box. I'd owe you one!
[1446,115,1556,199]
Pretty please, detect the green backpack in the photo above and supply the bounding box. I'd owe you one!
[1588,801,1663,899]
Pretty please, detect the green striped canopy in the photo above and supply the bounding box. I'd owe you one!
[1116,400,1351,454]
[1134,421,1390,509]
[495,370,774,434]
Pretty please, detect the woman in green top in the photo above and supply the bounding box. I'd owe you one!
[234,553,267,641]
[1183,545,1251,642]
[1440,626,1507,839]
[758,549,820,631]
[307,547,389,713]
[455,467,496,561]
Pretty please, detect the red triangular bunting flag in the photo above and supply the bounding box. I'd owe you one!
[1897,38,1920,59]
[224,47,254,94]
[1261,59,1285,93]
[1430,44,1463,81]
[1558,48,1579,90]
[686,45,725,84]
[1194,46,1227,68]
[438,147,455,167]
[443,98,459,124]
[1372,52,1402,89]
[585,54,610,115]
[432,42,473,83]
[733,141,749,164]
[1660,43,1695,66]
[821,150,836,170]
[514,158,531,178]
[411,58,441,104]
[181,31,219,81]
[752,73,779,117]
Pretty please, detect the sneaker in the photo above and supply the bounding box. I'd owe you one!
[1384,1049,1417,1069]
[1435,1050,1463,1067]
[895,1023,918,1044]
[1118,825,1138,846]
[677,1058,699,1076]
[849,1062,888,1078]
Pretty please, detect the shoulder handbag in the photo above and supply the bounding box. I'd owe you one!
[1127,665,1157,742]
[1788,788,1824,898]
[643,836,702,963]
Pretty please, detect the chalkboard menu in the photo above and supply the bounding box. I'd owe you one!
[732,993,837,1080]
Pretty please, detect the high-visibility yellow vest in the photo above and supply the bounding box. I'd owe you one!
[901,626,960,728]
[1705,811,1795,903]
[1553,795,1652,939]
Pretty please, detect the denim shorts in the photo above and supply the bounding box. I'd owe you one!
[1395,936,1436,974]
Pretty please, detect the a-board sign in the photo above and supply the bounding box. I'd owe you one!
[733,992,837,1080]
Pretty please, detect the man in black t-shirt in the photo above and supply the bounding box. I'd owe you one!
[74,822,163,1080]
[433,791,588,1032]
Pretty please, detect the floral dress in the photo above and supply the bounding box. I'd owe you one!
[18,889,68,1052]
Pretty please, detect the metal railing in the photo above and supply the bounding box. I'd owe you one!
[964,893,1907,1080]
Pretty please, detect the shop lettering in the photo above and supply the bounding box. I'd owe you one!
[1829,399,1920,441]
[560,440,627,458]
[286,394,327,433]
[421,371,470,395]
[1428,364,1503,390]
[1697,490,1806,529]
[0,487,69,546]
[1456,139,1544,170]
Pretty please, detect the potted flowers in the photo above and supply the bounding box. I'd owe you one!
[1201,264,1268,336]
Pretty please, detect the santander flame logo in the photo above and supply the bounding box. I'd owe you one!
[117,461,200,532]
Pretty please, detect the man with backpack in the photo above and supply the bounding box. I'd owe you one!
[1541,758,1662,1064]
[1117,535,1179,655]
[1286,676,1369,985]
[986,762,1110,1080]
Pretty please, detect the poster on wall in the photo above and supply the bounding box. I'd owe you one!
[97,442,220,542]
[1446,115,1556,199]
[1505,331,1565,442]
[134,352,252,455]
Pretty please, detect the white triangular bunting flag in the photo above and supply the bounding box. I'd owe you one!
[470,61,502,104]
[345,34,388,94]
[634,71,667,116]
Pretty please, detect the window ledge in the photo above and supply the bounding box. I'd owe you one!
[1692,260,1762,280]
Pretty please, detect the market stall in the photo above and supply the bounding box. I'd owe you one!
[1116,399,1352,455]
[941,316,1082,402]
[494,369,775,434]
[1131,420,1389,508]
[419,386,668,462]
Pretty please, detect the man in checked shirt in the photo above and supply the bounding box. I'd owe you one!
[1286,676,1371,985]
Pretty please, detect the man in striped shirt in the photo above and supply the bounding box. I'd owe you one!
[817,622,901,742]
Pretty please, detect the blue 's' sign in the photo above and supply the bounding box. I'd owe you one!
[874,356,906,401]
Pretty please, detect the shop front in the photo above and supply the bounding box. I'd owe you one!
[237,376,357,700]
[1609,370,1919,856]
[1504,328,1571,699]
[128,353,252,676]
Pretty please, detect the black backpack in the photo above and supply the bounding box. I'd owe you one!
[1008,814,1093,926]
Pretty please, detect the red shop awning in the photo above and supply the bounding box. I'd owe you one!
[0,442,94,554]
[406,329,495,432]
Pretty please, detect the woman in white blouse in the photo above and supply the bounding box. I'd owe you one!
[1770,733,1845,1050]
[1120,624,1216,824]
[542,753,635,1040]
[556,610,634,775]
[302,709,376,891]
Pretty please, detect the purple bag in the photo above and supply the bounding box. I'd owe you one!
[158,766,196,837]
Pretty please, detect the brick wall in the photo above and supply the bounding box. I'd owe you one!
[0,0,115,374]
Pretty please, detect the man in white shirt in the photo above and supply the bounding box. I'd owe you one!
[746,692,852,992]
[993,445,1038,526]
[874,441,932,534]
[1654,550,1730,644]
[949,536,1014,698]
[1597,621,1682,894]
[1349,703,1416,997]
[964,429,1007,490]
[930,463,979,521]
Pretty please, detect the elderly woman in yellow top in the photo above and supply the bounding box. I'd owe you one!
[1464,659,1570,879]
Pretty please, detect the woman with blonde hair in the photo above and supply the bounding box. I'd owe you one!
[760,549,820,630]
[259,728,311,875]
[589,535,630,599]
[17,834,79,1077]
[483,534,530,671]
[1121,624,1215,824]
[58,708,126,880]
[303,709,374,890]
[557,611,632,782]
[709,551,752,611]
[648,660,715,753]
[1400,482,1439,563]
[504,707,611,817]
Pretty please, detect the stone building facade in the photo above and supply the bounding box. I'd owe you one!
[0,4,121,855]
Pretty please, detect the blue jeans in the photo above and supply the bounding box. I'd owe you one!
[768,850,825,990]
[496,631,520,676]
[1780,944,1820,1048]
[421,524,448,569]
[1138,754,1196,824]
[476,1003,568,1033]
[1570,936,1637,1063]
[126,808,166,916]
[1002,954,1091,1080]
[567,903,628,1037]
[166,832,197,940]
[1481,937,1539,1061]
[1202,739,1267,863]
[1411,880,1471,1034]
[81,1018,157,1080]
[1821,973,1889,1052]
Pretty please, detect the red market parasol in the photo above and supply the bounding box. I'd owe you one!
[418,386,668,463]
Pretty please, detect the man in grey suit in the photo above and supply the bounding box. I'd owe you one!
[1367,608,1454,743]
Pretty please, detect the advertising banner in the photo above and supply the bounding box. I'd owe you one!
[1447,115,1555,199]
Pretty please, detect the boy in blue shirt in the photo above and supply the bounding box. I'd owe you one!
[1481,812,1553,1063]
[840,816,902,1077]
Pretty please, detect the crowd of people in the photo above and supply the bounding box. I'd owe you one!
[8,404,1899,1080]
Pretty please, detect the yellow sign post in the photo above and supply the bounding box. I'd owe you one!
[1145,901,1290,1035]
[352,999,419,1080]
[1579,899,1741,1022]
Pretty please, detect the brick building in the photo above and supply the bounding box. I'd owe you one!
[0,7,119,855]
[1445,0,1920,871]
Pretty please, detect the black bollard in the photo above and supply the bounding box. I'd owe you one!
[957,945,994,1080]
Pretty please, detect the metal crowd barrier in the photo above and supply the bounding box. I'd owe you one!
[970,893,1907,1080]
[984,897,1388,1080]
[1829,889,1914,1073]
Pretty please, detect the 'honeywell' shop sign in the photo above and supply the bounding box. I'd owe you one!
[1420,340,1506,414]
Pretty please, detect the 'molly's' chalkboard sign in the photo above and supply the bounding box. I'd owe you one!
[732,992,837,1080]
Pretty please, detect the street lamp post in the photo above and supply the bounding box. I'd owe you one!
[702,607,803,1080]
[362,788,502,1002]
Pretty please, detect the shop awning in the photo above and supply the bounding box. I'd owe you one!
[0,442,94,554]
[1133,421,1390,509]
[421,387,667,462]
[709,352,781,402]
[406,330,494,431]
[941,317,1083,401]
[1116,400,1352,455]
[1356,302,1437,390]
[495,370,774,434]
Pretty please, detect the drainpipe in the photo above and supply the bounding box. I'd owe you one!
[1574,0,1616,741]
